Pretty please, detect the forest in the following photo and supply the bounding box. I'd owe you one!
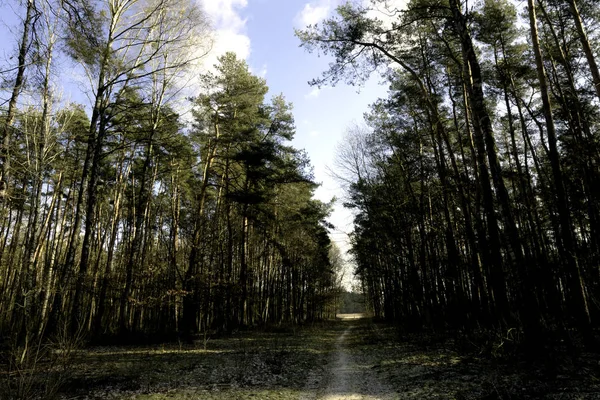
[3,0,600,397]
[298,0,600,355]
[0,0,341,351]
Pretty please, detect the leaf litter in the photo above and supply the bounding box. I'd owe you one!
[55,319,600,399]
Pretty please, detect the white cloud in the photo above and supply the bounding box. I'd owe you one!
[366,0,408,28]
[295,0,342,27]
[298,3,330,26]
[170,0,250,124]
[210,30,251,61]
[199,0,251,68]
[251,63,268,78]
[305,87,321,98]
[304,85,332,99]
[260,65,268,77]
[202,0,247,32]
[295,0,408,29]
[309,130,320,137]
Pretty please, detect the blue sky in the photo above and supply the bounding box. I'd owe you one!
[201,0,390,264]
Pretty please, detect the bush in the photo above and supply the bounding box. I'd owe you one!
[0,325,82,400]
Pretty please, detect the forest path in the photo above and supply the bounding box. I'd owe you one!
[315,321,396,400]
[58,317,600,399]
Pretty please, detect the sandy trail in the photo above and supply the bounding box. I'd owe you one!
[304,321,397,400]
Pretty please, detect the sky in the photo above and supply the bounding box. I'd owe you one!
[199,0,391,283]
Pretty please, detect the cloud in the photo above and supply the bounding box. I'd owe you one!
[295,0,341,27]
[298,3,330,26]
[304,85,332,99]
[366,0,408,28]
[295,0,408,29]
[169,0,250,124]
[251,63,268,78]
[200,0,251,68]
[202,0,247,32]
[305,87,321,98]
[210,30,251,62]
[309,130,321,137]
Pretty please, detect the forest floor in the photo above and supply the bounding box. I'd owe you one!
[42,316,600,399]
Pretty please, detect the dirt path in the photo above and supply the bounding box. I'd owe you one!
[303,321,396,400]
[55,317,600,399]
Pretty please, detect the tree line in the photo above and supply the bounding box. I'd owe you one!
[298,0,600,352]
[0,0,340,346]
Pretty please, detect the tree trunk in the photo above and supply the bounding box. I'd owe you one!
[527,0,592,337]
[0,0,34,199]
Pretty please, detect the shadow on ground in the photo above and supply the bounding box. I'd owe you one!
[53,318,600,399]
[64,322,341,399]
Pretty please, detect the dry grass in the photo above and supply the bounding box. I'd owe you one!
[21,319,600,399]
[59,323,340,399]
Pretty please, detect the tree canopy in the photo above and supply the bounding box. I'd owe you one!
[298,0,600,352]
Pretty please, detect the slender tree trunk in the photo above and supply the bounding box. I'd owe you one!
[0,0,35,199]
[527,0,592,335]
[566,0,600,101]
[120,141,153,333]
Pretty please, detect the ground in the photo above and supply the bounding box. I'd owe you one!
[49,316,600,399]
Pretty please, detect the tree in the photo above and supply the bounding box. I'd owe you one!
[298,0,600,350]
[63,0,210,332]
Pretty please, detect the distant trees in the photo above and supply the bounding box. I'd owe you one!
[182,53,338,334]
[0,0,339,345]
[338,290,365,315]
[298,0,600,350]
